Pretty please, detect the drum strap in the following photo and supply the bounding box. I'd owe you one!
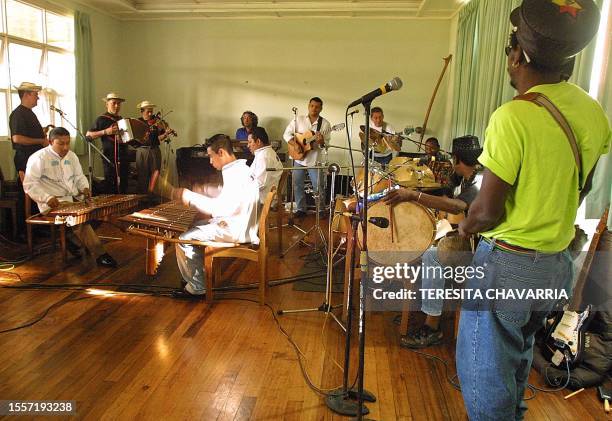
[514,92,583,190]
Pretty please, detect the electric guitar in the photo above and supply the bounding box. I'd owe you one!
[542,207,608,367]
[287,123,345,161]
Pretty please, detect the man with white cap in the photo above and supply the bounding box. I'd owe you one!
[86,93,128,194]
[457,1,610,419]
[136,100,172,195]
[10,82,47,183]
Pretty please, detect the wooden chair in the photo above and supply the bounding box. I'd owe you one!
[204,187,276,305]
[0,167,18,239]
[271,171,289,255]
[24,193,62,260]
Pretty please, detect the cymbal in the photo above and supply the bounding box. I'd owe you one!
[396,180,442,189]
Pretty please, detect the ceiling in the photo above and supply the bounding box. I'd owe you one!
[74,0,468,20]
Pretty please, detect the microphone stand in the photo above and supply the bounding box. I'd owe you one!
[53,110,113,187]
[353,100,376,421]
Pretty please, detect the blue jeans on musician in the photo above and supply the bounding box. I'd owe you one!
[421,247,444,316]
[456,239,573,421]
[175,221,212,295]
[293,163,321,213]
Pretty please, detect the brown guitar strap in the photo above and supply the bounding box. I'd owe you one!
[514,92,583,189]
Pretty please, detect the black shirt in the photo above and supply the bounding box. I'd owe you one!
[9,104,44,153]
[90,112,127,157]
[138,117,162,148]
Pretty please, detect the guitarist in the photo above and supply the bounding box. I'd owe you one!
[282,97,331,217]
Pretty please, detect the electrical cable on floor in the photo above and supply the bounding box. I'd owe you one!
[0,295,93,334]
[219,296,358,398]
[403,337,572,401]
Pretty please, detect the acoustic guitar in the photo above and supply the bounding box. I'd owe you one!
[287,123,345,161]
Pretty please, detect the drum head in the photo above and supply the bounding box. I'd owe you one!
[354,167,392,197]
[359,201,435,266]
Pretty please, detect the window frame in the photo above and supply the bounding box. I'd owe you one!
[0,0,74,141]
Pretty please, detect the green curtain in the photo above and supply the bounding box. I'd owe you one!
[450,0,530,142]
[74,11,93,156]
[585,1,612,228]
[569,0,605,91]
[451,0,480,140]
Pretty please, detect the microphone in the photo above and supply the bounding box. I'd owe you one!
[291,107,298,113]
[348,77,403,108]
[348,109,360,116]
[50,105,65,116]
[368,217,389,228]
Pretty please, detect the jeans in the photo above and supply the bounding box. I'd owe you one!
[456,239,573,421]
[292,163,322,212]
[175,220,219,294]
[421,246,444,316]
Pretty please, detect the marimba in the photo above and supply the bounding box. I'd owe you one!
[26,194,144,262]
[47,194,143,226]
[119,202,198,275]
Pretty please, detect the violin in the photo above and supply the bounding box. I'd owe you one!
[147,113,178,140]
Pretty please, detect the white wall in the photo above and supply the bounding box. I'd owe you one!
[1,11,454,182]
[117,18,453,177]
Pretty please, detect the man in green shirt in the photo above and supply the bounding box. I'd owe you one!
[457,1,610,420]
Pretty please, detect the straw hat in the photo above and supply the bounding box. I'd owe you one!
[102,92,125,102]
[14,82,42,92]
[137,100,156,110]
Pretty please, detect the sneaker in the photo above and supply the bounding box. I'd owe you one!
[171,287,205,300]
[400,325,443,349]
[96,253,118,268]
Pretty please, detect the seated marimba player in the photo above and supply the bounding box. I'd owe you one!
[172,134,259,299]
[22,127,118,267]
[383,135,482,348]
[247,127,283,205]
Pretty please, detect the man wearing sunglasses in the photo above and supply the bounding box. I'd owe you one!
[457,0,610,419]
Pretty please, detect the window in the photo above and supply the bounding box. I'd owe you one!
[0,0,74,139]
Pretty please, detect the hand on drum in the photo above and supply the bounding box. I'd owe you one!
[457,220,470,238]
[382,188,418,207]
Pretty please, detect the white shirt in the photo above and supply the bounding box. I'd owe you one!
[283,115,331,167]
[183,159,259,244]
[23,146,89,214]
[250,145,283,204]
[370,121,397,158]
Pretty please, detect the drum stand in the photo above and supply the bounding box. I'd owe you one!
[277,156,309,257]
[277,164,344,325]
[281,164,328,260]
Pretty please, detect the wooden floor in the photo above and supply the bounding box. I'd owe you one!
[0,219,606,421]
